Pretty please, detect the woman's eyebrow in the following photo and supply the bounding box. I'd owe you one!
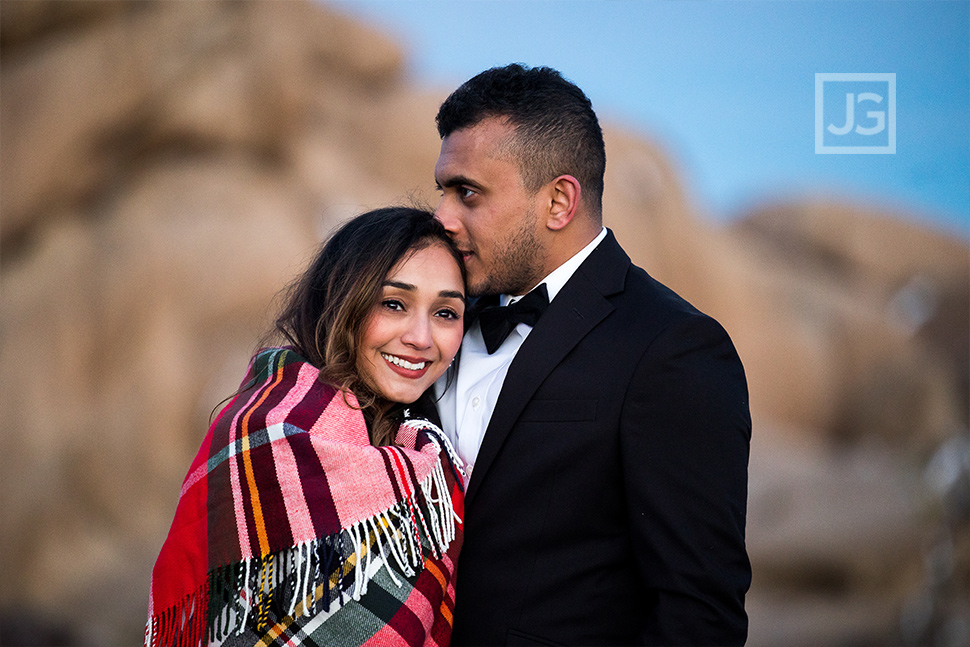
[383,281,463,301]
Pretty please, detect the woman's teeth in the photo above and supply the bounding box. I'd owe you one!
[382,353,428,371]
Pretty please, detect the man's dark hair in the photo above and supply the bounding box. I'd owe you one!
[436,63,606,216]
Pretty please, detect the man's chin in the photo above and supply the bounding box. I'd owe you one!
[467,278,501,299]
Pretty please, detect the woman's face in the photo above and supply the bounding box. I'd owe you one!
[358,242,465,404]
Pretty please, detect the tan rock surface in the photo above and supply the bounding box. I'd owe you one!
[1,1,966,644]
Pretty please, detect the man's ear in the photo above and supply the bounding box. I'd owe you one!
[545,175,581,231]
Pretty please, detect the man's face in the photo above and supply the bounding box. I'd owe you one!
[434,118,546,297]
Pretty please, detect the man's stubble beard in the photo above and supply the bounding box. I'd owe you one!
[469,210,545,298]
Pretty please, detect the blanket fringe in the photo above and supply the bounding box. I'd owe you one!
[145,447,461,647]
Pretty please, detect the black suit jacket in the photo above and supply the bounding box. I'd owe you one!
[450,230,751,646]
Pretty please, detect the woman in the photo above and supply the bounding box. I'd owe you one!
[145,207,467,647]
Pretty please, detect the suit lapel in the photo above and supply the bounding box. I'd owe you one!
[464,230,630,504]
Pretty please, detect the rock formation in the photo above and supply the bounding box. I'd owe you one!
[1,1,966,644]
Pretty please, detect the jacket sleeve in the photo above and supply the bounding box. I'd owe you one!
[620,313,752,646]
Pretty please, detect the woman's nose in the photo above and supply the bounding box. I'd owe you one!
[400,315,433,349]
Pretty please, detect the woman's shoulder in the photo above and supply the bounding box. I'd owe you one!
[243,346,326,390]
[223,347,353,427]
[252,345,314,369]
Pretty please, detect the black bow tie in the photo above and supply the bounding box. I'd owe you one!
[478,284,550,354]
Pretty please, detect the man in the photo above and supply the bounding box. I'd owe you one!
[432,64,751,646]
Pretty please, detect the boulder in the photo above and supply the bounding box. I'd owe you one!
[0,1,966,643]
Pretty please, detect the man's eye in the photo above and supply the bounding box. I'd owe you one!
[458,187,475,200]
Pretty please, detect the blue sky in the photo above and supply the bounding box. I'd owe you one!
[333,0,969,238]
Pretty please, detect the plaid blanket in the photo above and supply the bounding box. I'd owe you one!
[146,347,465,646]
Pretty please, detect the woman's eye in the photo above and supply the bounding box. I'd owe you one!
[436,308,462,320]
[382,299,405,311]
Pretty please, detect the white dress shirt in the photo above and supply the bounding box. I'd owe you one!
[434,227,607,480]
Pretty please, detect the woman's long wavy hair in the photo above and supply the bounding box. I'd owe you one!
[273,206,465,446]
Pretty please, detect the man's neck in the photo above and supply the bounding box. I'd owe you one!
[507,226,607,304]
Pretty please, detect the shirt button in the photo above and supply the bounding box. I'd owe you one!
[471,396,481,409]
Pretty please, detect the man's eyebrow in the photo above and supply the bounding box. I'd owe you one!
[436,174,479,189]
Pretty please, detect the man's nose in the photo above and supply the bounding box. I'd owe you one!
[434,198,462,236]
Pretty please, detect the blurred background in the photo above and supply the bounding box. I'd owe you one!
[0,1,967,645]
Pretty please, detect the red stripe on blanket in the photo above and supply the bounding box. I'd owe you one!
[149,426,213,615]
[286,429,341,538]
[388,448,423,555]
[283,372,337,432]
